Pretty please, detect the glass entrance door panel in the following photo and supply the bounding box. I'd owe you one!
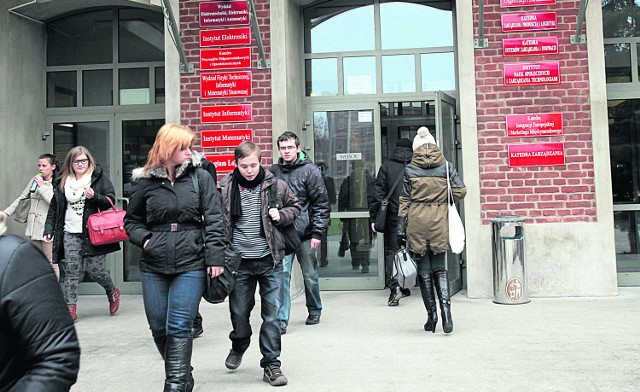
[120,118,163,283]
[312,108,382,289]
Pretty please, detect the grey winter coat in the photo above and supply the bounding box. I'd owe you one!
[124,159,227,274]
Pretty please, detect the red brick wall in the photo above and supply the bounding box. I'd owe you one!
[474,0,596,224]
[179,0,274,166]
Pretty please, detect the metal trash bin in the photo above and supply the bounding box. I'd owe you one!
[491,216,530,305]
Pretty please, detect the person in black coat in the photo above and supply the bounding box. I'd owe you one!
[0,211,80,391]
[370,138,413,306]
[44,146,121,322]
[124,123,227,391]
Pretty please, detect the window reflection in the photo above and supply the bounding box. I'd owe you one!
[305,58,338,96]
[344,57,376,95]
[119,8,164,63]
[47,72,77,108]
[609,99,640,204]
[605,44,631,83]
[304,0,374,53]
[382,55,415,93]
[83,70,113,107]
[422,52,456,91]
[380,0,453,49]
[602,0,640,39]
[47,10,113,66]
[614,211,640,273]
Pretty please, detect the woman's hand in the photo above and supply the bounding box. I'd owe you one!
[44,234,53,243]
[268,208,280,223]
[208,266,224,278]
[84,187,95,199]
[34,175,44,187]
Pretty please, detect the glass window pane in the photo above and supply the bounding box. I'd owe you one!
[380,0,453,49]
[609,99,640,204]
[305,58,338,96]
[602,1,640,38]
[304,0,374,53]
[343,57,376,95]
[53,121,111,177]
[614,211,640,273]
[47,71,77,108]
[83,70,113,107]
[382,55,415,93]
[119,8,165,63]
[604,44,631,83]
[155,67,165,103]
[422,52,456,91]
[47,10,113,66]
[119,68,150,105]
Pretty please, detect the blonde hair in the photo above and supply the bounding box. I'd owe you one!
[144,123,196,173]
[60,146,96,190]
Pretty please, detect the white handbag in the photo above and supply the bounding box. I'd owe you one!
[446,162,465,254]
[392,247,417,289]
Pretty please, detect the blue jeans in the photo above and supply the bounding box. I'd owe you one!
[228,256,283,368]
[278,239,323,329]
[141,270,205,340]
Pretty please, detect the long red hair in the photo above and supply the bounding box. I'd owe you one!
[144,123,195,173]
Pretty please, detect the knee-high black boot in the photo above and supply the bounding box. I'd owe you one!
[433,270,453,333]
[153,334,167,359]
[417,273,438,333]
[164,336,194,392]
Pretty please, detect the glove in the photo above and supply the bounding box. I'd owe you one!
[396,216,407,248]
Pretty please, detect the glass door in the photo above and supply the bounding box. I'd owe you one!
[435,91,463,293]
[308,104,383,290]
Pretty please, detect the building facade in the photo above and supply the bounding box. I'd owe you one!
[0,0,636,298]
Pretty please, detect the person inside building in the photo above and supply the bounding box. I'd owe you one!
[0,211,81,392]
[3,153,61,279]
[219,141,300,387]
[315,160,336,268]
[370,138,413,306]
[44,146,121,322]
[271,131,330,333]
[124,123,227,391]
[338,160,376,273]
[397,126,467,334]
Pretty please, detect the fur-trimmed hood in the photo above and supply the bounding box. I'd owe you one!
[131,154,203,181]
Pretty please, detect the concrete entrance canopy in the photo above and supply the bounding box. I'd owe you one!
[8,0,161,23]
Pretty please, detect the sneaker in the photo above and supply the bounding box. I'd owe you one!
[108,288,120,315]
[225,350,243,370]
[263,365,288,386]
[388,287,402,306]
[305,313,321,325]
[401,288,411,298]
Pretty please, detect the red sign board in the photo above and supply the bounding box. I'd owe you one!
[202,129,252,148]
[205,154,237,172]
[504,62,560,86]
[202,104,253,123]
[199,1,250,27]
[502,12,557,32]
[501,0,556,7]
[506,113,563,137]
[508,143,565,167]
[201,47,251,71]
[200,27,251,47]
[503,37,558,56]
[201,71,252,99]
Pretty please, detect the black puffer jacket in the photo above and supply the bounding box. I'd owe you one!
[124,160,226,274]
[0,234,80,391]
[369,145,413,223]
[270,152,330,241]
[44,166,120,263]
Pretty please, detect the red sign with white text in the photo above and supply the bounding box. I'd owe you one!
[201,47,251,71]
[502,12,557,32]
[501,0,556,7]
[508,143,565,167]
[506,113,563,137]
[201,71,252,99]
[504,62,560,86]
[503,37,558,56]
[202,104,252,123]
[199,1,249,27]
[205,154,237,172]
[200,27,251,47]
[202,129,252,148]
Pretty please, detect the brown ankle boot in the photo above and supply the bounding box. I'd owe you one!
[108,288,120,315]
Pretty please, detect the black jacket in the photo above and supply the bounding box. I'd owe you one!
[369,145,413,222]
[0,235,80,391]
[124,160,226,274]
[44,165,120,263]
[270,152,330,241]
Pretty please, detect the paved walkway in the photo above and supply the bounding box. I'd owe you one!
[71,288,640,391]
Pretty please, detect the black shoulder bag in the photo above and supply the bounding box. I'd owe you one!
[268,183,301,255]
[374,172,404,232]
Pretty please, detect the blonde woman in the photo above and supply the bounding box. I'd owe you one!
[4,154,60,278]
[44,146,120,321]
[124,123,226,391]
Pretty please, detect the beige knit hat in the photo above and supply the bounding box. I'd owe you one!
[413,126,436,150]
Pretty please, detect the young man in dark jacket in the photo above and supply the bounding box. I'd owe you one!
[0,212,80,391]
[270,132,330,333]
[370,137,414,306]
[219,142,300,386]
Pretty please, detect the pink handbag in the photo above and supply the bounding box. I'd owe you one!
[86,197,128,246]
